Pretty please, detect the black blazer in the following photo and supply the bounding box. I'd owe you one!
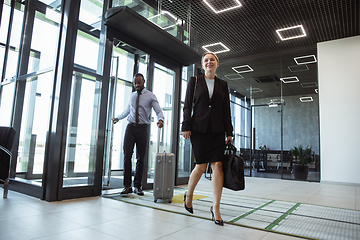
[182,75,233,137]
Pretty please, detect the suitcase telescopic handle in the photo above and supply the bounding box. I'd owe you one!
[157,126,162,153]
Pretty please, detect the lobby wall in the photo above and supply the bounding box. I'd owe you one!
[318,35,360,184]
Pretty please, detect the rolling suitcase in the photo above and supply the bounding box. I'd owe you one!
[153,128,175,203]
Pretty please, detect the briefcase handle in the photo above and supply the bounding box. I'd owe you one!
[225,142,237,155]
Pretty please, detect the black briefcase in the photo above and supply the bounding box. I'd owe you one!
[223,143,245,191]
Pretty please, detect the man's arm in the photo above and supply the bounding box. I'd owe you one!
[151,95,164,128]
[112,103,130,124]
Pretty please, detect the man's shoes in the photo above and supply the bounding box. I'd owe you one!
[134,187,144,196]
[120,187,133,194]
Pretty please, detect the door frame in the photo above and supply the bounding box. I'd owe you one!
[142,55,183,189]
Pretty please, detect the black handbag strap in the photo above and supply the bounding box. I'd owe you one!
[191,76,198,112]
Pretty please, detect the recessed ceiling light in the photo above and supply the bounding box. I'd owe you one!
[247,88,263,93]
[301,82,317,88]
[232,65,254,73]
[294,55,317,65]
[315,89,318,93]
[203,0,242,14]
[202,42,230,54]
[268,103,278,107]
[280,76,299,83]
[276,25,306,41]
[225,74,244,80]
[288,64,309,72]
[300,96,313,102]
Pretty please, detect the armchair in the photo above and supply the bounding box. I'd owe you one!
[0,126,16,198]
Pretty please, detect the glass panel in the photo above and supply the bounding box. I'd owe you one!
[74,30,100,71]
[280,60,320,182]
[0,2,11,70]
[147,63,174,184]
[230,93,251,176]
[15,71,53,184]
[110,44,137,174]
[103,41,149,189]
[178,67,191,178]
[38,0,60,5]
[253,100,281,175]
[4,3,24,80]
[63,72,101,187]
[110,80,133,170]
[74,0,104,70]
[239,51,320,182]
[28,8,61,72]
[138,55,148,79]
[0,2,11,44]
[112,45,134,81]
[78,0,103,26]
[0,82,15,126]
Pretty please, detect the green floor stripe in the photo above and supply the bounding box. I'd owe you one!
[230,200,275,223]
[266,203,301,230]
[102,190,360,240]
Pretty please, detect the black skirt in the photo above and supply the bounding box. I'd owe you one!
[190,131,225,164]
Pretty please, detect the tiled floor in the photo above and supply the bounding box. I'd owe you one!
[1,176,359,240]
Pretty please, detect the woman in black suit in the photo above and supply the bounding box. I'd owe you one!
[182,52,233,226]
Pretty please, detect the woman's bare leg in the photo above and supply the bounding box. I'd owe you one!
[185,163,207,207]
[211,161,224,220]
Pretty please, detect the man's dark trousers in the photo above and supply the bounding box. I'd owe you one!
[123,123,149,188]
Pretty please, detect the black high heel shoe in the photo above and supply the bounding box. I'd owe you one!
[184,191,193,214]
[210,206,224,226]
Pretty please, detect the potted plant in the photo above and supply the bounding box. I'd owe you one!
[289,145,314,180]
[259,143,269,151]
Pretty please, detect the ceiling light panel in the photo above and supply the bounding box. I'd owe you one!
[268,104,278,107]
[276,25,306,41]
[225,74,244,80]
[247,88,263,93]
[300,96,313,102]
[270,98,285,104]
[202,42,230,54]
[280,76,299,83]
[288,64,309,72]
[161,0,359,65]
[203,0,242,14]
[294,55,317,65]
[301,82,317,88]
[232,65,254,73]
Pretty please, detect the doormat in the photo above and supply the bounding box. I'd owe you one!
[102,188,360,240]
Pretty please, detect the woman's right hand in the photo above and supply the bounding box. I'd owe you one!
[182,131,191,139]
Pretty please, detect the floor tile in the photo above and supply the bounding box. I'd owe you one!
[34,228,120,240]
[1,176,360,240]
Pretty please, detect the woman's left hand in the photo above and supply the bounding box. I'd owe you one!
[226,136,233,145]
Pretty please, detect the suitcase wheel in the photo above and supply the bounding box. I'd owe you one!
[154,198,157,203]
[168,200,172,203]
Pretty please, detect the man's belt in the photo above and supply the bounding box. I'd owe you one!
[129,123,149,127]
